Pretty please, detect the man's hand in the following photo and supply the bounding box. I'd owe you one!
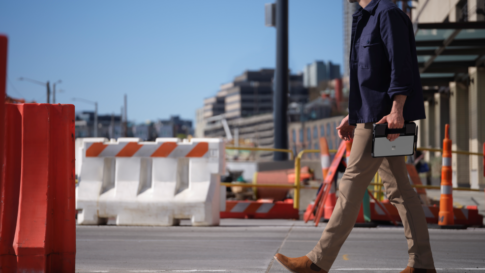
[336,115,355,141]
[376,94,407,142]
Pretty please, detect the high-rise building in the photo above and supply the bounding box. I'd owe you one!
[75,111,123,138]
[343,1,360,77]
[303,61,341,88]
[154,116,193,138]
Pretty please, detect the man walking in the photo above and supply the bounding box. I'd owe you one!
[274,0,436,272]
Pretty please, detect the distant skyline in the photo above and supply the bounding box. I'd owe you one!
[0,0,343,123]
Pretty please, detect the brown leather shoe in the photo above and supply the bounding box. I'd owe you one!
[400,266,437,273]
[274,253,327,273]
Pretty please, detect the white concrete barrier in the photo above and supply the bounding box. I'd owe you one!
[76,138,225,226]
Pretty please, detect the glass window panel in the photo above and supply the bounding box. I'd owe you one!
[420,73,455,78]
[327,123,331,136]
[299,129,303,142]
[313,126,318,139]
[454,29,485,40]
[434,55,478,62]
[292,129,296,142]
[415,29,455,41]
[307,128,311,142]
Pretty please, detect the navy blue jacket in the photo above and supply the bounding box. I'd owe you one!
[348,0,426,125]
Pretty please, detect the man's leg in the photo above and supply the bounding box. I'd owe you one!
[378,157,435,269]
[306,123,383,271]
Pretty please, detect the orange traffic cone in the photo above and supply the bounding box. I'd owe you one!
[319,137,331,179]
[438,124,455,227]
[320,138,336,219]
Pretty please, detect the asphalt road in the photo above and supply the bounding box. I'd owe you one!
[76,219,485,273]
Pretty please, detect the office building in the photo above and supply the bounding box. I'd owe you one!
[153,116,193,139]
[343,1,360,77]
[203,69,308,121]
[303,61,341,88]
[75,111,123,139]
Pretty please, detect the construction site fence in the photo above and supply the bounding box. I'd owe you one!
[223,146,484,210]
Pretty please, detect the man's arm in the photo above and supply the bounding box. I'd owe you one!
[380,8,414,100]
[376,94,406,141]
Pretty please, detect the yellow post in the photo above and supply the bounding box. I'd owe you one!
[294,156,301,210]
[374,172,379,199]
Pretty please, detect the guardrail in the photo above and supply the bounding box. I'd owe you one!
[416,147,484,157]
[226,146,295,160]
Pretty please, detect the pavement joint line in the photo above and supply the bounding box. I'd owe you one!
[265,223,295,273]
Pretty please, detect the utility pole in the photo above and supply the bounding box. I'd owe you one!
[94,102,98,137]
[18,77,53,103]
[123,94,128,137]
[52,80,62,103]
[273,0,289,161]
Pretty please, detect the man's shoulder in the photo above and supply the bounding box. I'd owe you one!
[375,0,402,15]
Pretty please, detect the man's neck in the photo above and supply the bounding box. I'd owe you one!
[358,0,373,8]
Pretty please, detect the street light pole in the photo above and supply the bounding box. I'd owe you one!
[52,80,62,103]
[18,77,52,103]
[73,97,98,137]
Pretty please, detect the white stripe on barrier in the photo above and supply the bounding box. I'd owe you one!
[321,155,330,168]
[422,205,435,219]
[256,203,274,213]
[441,185,452,195]
[442,157,451,167]
[374,204,385,216]
[231,202,250,213]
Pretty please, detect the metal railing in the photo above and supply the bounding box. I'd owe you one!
[226,146,294,160]
[417,147,484,157]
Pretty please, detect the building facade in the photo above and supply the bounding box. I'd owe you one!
[303,61,341,88]
[288,116,344,160]
[410,0,485,189]
[203,69,308,121]
[75,111,123,139]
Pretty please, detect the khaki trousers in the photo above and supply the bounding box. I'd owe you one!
[307,123,435,271]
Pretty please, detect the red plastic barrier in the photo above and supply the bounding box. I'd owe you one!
[221,199,299,219]
[1,104,76,272]
[0,34,17,271]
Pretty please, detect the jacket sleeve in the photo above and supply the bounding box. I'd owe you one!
[380,8,414,100]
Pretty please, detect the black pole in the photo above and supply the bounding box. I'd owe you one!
[46,81,50,104]
[273,0,289,161]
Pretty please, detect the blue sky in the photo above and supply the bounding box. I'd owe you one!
[0,0,343,124]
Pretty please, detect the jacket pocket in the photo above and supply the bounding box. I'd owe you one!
[359,34,382,70]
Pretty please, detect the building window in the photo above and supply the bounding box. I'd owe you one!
[307,127,311,142]
[299,128,303,142]
[314,142,319,158]
[292,129,296,143]
[320,125,324,137]
[328,138,333,150]
[313,126,318,139]
[326,123,331,136]
[333,122,338,137]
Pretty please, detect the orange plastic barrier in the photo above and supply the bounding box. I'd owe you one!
[307,141,347,226]
[1,104,76,272]
[320,138,337,219]
[439,124,454,226]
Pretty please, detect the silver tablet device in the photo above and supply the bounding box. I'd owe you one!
[372,122,418,158]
